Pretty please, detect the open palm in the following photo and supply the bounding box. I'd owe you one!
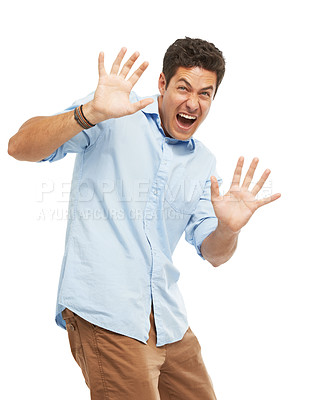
[92,48,154,122]
[211,157,281,232]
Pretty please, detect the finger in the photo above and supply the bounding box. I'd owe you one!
[110,47,127,75]
[241,157,259,190]
[128,98,154,114]
[230,156,244,189]
[128,61,150,87]
[119,51,140,79]
[98,52,107,78]
[210,176,220,201]
[256,192,281,209]
[251,169,271,196]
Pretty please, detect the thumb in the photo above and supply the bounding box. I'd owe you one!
[210,176,220,201]
[129,98,154,114]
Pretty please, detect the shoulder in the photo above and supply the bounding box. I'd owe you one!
[193,138,217,165]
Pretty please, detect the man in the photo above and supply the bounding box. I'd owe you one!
[8,37,280,399]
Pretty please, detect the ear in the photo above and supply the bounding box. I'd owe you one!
[158,72,167,96]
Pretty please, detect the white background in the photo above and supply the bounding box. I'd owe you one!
[1,0,309,399]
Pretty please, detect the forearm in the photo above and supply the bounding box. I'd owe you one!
[7,101,100,162]
[8,50,153,163]
[200,220,239,267]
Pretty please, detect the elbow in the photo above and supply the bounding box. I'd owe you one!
[7,135,40,162]
[209,259,223,268]
[211,261,222,268]
[8,137,18,159]
[8,137,25,160]
[209,255,233,268]
[203,253,229,268]
[201,252,223,267]
[8,118,40,161]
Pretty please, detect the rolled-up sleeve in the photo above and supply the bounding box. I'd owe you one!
[184,159,222,259]
[37,92,106,163]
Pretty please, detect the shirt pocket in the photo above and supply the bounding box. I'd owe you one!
[164,166,204,215]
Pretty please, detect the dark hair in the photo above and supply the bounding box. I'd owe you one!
[162,37,225,97]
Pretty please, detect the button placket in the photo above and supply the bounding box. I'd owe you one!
[148,141,171,205]
[143,140,172,258]
[143,140,173,344]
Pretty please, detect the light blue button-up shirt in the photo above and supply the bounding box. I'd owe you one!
[37,91,222,346]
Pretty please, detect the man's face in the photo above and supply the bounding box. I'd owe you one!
[158,66,217,141]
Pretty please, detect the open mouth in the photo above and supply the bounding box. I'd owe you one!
[176,113,197,130]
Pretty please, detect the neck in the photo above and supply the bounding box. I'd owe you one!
[157,95,171,138]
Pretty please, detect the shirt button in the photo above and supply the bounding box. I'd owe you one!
[152,189,158,195]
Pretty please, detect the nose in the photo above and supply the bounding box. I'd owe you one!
[186,94,199,112]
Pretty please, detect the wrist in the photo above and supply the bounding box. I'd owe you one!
[217,219,241,237]
[82,101,107,125]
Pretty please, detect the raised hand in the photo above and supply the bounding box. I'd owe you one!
[210,157,281,233]
[87,48,154,123]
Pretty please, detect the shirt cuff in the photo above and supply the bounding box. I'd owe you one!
[194,217,219,260]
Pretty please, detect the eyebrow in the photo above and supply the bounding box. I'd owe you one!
[177,78,214,92]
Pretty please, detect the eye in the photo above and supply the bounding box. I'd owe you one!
[201,91,211,98]
[178,86,187,91]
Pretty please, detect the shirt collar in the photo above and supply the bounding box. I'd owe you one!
[141,94,196,152]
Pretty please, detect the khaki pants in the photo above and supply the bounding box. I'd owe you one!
[62,305,216,399]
